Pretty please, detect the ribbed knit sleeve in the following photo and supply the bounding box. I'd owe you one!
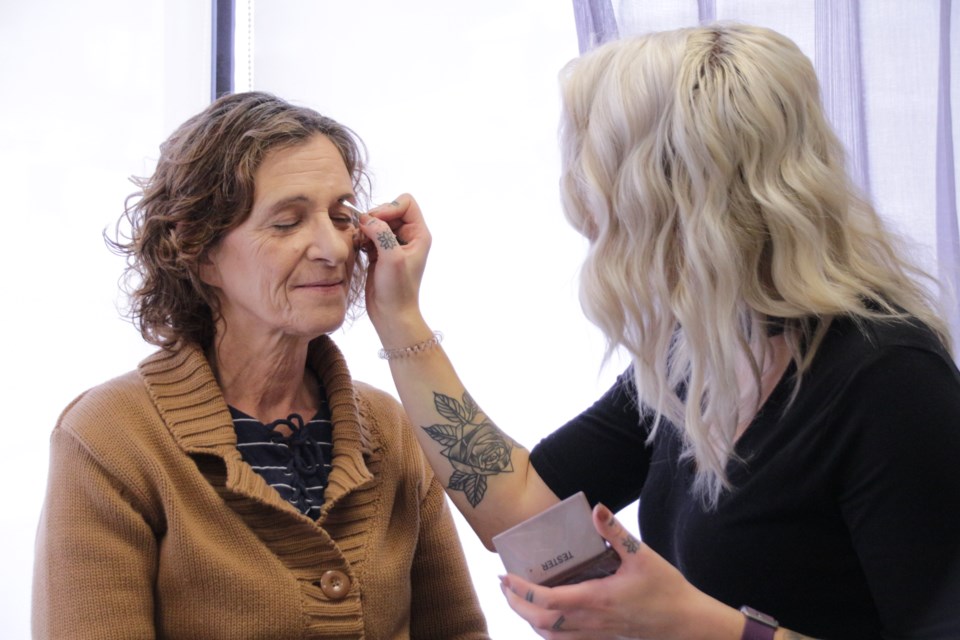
[33,425,159,639]
[352,381,489,639]
[409,479,488,639]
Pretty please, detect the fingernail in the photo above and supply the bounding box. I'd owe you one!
[595,503,613,523]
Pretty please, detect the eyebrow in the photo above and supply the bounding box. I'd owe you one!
[262,193,357,216]
[264,194,310,216]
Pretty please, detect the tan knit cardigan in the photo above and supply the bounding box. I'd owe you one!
[32,337,489,640]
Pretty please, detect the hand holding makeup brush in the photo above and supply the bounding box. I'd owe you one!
[358,194,436,350]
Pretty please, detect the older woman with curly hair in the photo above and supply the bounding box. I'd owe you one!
[359,24,960,640]
[32,92,488,640]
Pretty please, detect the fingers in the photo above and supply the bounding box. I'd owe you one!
[359,215,405,251]
[360,194,432,326]
[500,574,548,611]
[499,574,600,639]
[593,503,641,558]
[366,193,417,221]
[500,576,568,638]
[358,194,430,252]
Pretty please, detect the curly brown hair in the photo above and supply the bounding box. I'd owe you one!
[107,91,371,348]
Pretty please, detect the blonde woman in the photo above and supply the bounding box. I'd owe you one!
[357,24,960,640]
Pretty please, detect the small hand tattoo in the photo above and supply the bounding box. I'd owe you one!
[376,230,398,249]
[552,615,566,631]
[622,534,640,554]
[524,590,534,603]
[422,391,514,507]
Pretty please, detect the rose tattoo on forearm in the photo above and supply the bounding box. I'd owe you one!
[423,391,514,507]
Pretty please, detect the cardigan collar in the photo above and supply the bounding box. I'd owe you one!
[137,335,378,520]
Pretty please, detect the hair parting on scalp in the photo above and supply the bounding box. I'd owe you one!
[106,91,372,349]
[558,24,950,507]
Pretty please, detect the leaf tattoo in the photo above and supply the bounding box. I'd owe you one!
[423,391,514,507]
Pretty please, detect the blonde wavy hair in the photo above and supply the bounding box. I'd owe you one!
[558,23,950,506]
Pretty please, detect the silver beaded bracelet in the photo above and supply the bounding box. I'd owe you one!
[378,331,444,360]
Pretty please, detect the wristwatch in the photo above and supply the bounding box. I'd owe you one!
[739,606,778,640]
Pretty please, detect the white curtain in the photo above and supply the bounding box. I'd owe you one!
[573,0,960,353]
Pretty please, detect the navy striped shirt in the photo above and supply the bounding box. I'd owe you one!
[229,403,334,519]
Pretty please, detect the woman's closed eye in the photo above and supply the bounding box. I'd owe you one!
[271,218,301,231]
[269,210,354,232]
[330,212,355,228]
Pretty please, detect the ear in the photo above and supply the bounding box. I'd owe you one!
[197,250,221,288]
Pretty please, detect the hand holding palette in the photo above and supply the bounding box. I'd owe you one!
[492,491,621,587]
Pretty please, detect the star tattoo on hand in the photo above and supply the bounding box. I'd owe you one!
[376,230,398,249]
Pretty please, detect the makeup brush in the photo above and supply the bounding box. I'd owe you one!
[338,198,365,226]
[338,198,407,245]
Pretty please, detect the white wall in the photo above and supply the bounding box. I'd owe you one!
[3,1,204,637]
[2,2,632,638]
[250,3,634,638]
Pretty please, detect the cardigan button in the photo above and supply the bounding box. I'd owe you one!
[318,570,350,600]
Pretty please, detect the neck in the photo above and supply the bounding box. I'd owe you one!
[733,333,792,441]
[207,330,320,423]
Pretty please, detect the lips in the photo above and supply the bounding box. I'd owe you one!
[293,272,345,288]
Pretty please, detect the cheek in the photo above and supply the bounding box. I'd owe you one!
[340,229,359,265]
[345,243,359,284]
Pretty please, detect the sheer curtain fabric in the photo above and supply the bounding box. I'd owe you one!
[573,0,960,353]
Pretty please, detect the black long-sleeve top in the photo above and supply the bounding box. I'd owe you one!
[530,316,960,639]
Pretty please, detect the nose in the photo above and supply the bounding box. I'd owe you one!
[305,214,352,264]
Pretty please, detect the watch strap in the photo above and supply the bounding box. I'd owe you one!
[739,606,778,640]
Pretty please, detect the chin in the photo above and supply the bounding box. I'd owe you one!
[305,314,348,338]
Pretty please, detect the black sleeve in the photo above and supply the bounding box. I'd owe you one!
[836,346,960,638]
[529,367,651,513]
